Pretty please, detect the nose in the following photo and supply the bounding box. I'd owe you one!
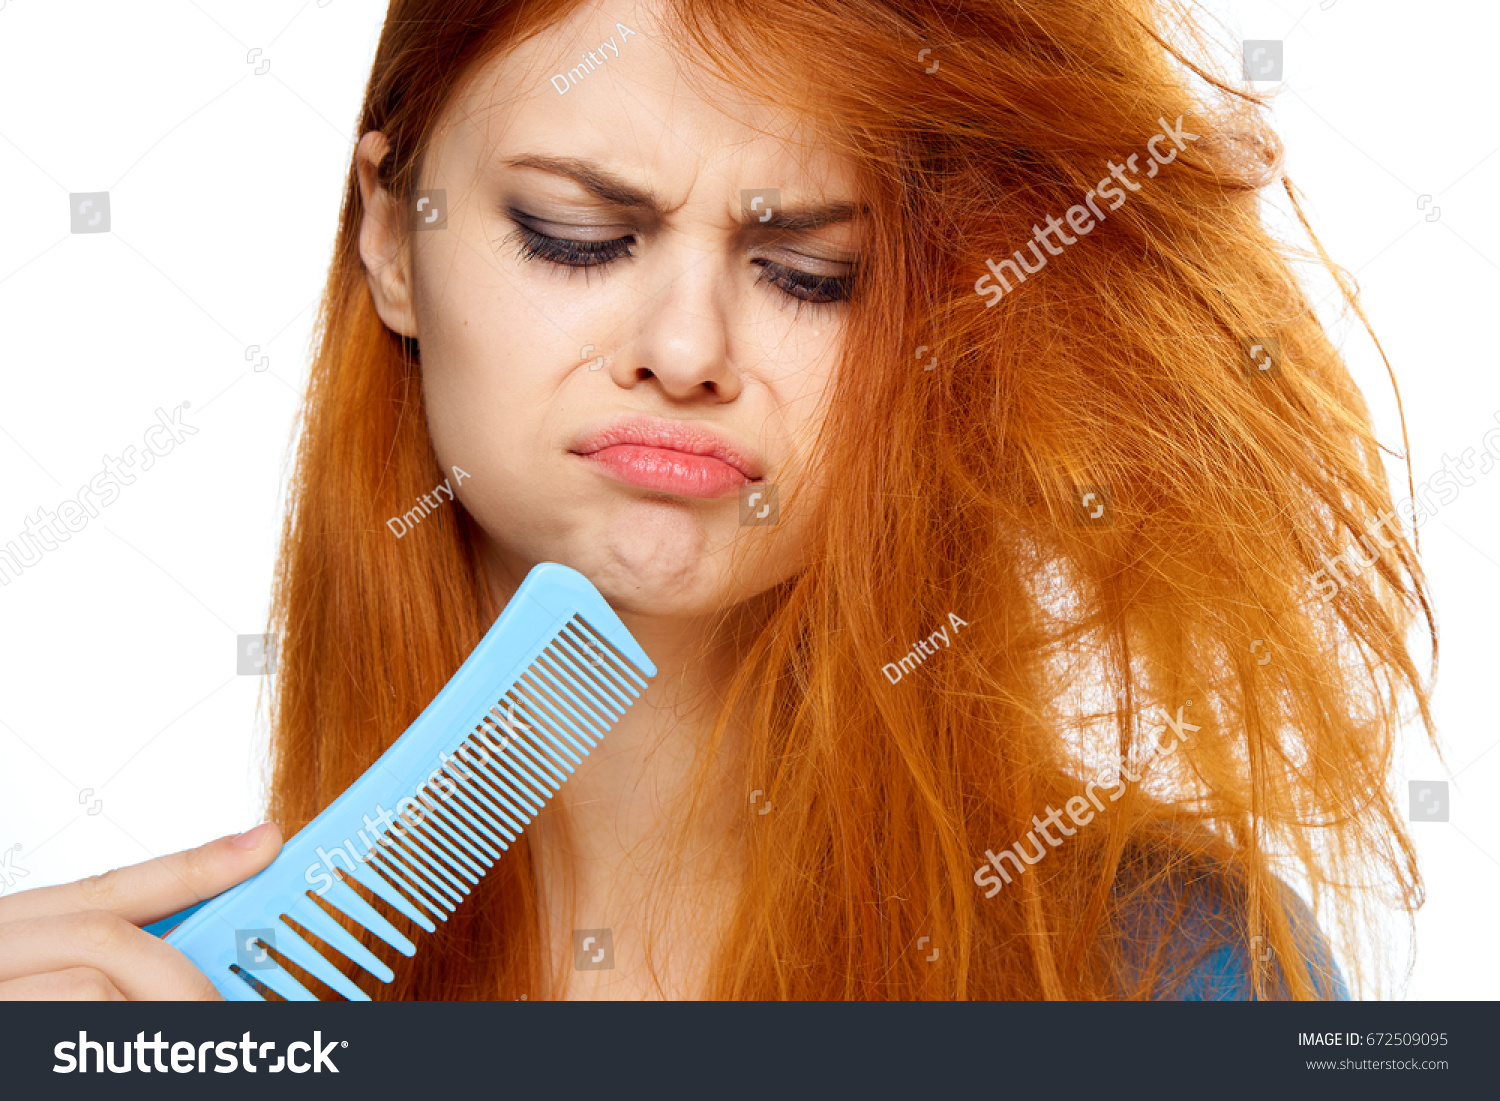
[614,247,742,402]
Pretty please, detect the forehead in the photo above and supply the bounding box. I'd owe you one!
[424,0,856,199]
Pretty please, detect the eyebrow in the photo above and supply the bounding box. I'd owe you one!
[502,153,865,232]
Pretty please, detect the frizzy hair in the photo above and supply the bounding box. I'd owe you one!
[262,0,1436,1000]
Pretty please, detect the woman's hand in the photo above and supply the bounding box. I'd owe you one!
[0,821,283,1000]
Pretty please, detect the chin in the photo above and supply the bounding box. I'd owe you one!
[490,497,787,619]
[578,536,732,617]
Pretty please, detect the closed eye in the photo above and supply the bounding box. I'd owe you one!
[502,223,855,307]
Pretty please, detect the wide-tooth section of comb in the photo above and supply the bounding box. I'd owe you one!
[267,922,370,1002]
[243,957,319,1002]
[288,894,395,983]
[317,874,417,957]
[162,563,654,1000]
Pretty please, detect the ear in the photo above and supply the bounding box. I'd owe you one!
[354,131,418,339]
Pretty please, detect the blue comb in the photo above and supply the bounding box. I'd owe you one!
[144,562,655,1000]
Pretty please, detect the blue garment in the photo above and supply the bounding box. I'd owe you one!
[1111,850,1349,999]
[1164,882,1349,1000]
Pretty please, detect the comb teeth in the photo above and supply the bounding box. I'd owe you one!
[162,564,654,1000]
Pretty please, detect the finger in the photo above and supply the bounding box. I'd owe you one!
[0,821,282,927]
[0,966,126,1002]
[0,911,224,1001]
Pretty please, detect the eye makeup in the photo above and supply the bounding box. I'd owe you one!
[498,207,858,307]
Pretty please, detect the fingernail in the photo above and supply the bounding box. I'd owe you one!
[231,821,275,850]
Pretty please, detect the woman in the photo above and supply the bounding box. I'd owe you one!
[0,0,1433,1000]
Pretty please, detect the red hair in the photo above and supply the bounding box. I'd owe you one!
[264,0,1435,999]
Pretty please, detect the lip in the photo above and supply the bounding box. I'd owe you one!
[570,414,764,499]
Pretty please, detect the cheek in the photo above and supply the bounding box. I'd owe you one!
[421,330,528,466]
[413,239,558,438]
[730,330,840,581]
[414,297,564,534]
[760,321,842,474]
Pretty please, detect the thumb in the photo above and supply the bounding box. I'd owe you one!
[140,821,285,931]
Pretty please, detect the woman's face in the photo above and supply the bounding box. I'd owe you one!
[356,0,862,619]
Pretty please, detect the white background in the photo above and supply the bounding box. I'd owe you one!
[0,1,1494,999]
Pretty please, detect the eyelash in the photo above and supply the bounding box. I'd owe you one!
[507,224,854,307]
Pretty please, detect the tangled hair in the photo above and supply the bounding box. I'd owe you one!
[263,0,1436,1000]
